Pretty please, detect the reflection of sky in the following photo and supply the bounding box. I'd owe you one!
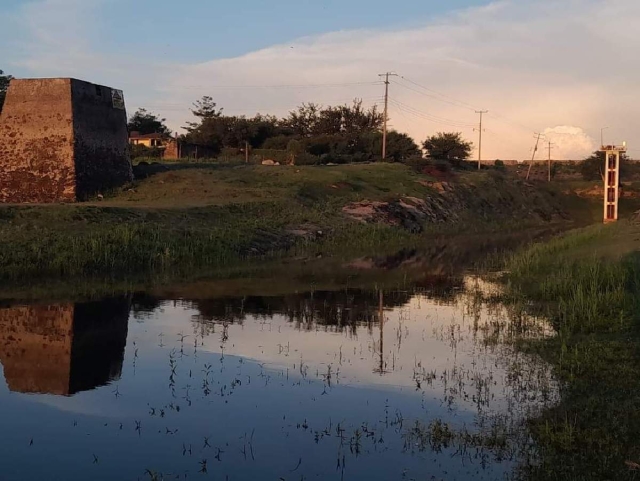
[0,282,556,481]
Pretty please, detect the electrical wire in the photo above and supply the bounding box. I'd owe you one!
[389,98,476,128]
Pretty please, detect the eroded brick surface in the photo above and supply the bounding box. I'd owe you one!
[0,78,132,203]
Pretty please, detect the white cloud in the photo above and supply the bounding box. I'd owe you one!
[542,126,597,160]
[9,0,640,160]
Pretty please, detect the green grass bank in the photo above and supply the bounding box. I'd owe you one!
[0,162,609,289]
[501,222,640,480]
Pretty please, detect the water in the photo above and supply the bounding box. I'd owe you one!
[0,275,556,480]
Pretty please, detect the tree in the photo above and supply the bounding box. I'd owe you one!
[579,150,629,182]
[422,132,473,167]
[127,108,171,136]
[182,96,226,151]
[283,99,383,137]
[185,96,222,130]
[0,70,14,114]
[359,131,421,162]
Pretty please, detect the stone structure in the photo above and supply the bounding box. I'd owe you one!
[0,78,133,203]
[163,138,218,160]
[0,298,130,396]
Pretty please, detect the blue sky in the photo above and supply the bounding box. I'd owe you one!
[1,0,639,160]
[0,0,490,73]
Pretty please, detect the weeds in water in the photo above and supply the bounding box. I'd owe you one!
[499,223,640,480]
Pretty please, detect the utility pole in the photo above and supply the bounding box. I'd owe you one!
[526,133,544,181]
[245,141,249,163]
[547,141,556,182]
[378,72,398,160]
[474,110,488,170]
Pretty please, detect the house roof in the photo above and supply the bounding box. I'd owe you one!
[129,132,164,140]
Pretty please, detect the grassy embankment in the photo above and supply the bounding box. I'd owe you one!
[501,221,640,480]
[0,162,604,291]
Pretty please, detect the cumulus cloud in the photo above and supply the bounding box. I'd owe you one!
[542,126,597,160]
[7,0,640,160]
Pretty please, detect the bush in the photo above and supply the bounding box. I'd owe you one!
[434,160,453,173]
[130,144,163,159]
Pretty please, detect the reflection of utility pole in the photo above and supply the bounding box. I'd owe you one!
[378,72,398,160]
[526,133,544,181]
[374,289,386,375]
[474,110,488,170]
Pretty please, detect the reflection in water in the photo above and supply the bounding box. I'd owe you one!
[0,298,129,396]
[0,277,556,481]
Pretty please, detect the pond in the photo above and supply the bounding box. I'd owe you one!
[0,274,556,480]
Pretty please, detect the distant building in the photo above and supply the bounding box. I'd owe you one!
[129,132,167,148]
[0,78,133,203]
[128,134,217,160]
[164,139,218,160]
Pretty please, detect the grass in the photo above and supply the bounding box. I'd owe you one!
[499,222,640,480]
[0,162,611,290]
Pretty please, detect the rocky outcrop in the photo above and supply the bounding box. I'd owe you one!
[342,178,568,232]
[343,196,454,233]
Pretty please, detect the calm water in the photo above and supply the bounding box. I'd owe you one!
[0,276,556,480]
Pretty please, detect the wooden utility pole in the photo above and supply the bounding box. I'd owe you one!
[526,133,544,181]
[475,110,488,170]
[378,72,398,160]
[547,141,556,182]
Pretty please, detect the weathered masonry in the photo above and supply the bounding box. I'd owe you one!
[0,299,130,396]
[0,78,133,203]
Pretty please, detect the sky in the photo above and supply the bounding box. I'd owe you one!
[1,0,639,160]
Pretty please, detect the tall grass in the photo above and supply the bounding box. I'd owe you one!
[502,222,640,481]
[505,224,638,334]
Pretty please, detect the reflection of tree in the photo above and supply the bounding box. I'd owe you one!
[188,289,414,337]
[131,292,163,319]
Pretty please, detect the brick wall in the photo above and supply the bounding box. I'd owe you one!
[0,79,76,203]
[71,79,132,199]
[0,78,133,203]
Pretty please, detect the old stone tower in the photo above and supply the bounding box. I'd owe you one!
[0,78,133,203]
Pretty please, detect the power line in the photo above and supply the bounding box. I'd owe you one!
[390,79,476,111]
[390,99,476,128]
[395,75,541,134]
[149,81,385,91]
[396,76,477,111]
[142,96,385,113]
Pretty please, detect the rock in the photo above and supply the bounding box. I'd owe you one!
[286,224,326,241]
[342,196,455,233]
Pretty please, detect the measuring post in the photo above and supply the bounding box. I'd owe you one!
[601,143,627,223]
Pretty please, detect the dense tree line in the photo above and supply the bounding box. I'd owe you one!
[0,70,14,114]
[129,95,476,165]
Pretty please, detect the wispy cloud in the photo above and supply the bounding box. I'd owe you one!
[7,0,640,159]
